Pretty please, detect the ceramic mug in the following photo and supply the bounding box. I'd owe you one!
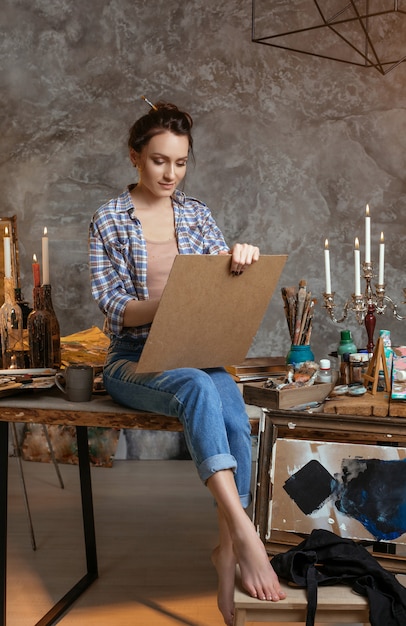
[55,364,94,402]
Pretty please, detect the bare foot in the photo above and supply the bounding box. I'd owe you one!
[232,517,286,602]
[206,468,286,622]
[211,544,236,626]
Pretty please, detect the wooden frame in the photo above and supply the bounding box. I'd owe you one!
[253,407,406,573]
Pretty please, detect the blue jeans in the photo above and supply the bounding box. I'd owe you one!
[103,337,252,508]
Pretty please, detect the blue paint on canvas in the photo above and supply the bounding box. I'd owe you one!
[285,457,406,541]
[335,458,406,541]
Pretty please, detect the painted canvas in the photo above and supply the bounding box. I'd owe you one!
[270,438,406,544]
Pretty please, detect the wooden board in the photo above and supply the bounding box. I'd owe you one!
[136,254,287,373]
[323,391,390,417]
[390,400,406,417]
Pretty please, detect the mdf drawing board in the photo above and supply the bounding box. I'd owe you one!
[136,254,287,373]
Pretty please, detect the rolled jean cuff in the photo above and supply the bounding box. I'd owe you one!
[198,453,238,484]
[239,492,252,510]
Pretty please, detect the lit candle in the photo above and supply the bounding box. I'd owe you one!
[3,227,11,279]
[42,226,50,285]
[365,204,371,264]
[324,239,331,293]
[378,231,385,285]
[354,237,361,296]
[32,253,41,288]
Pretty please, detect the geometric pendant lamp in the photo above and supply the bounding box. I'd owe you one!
[252,0,406,75]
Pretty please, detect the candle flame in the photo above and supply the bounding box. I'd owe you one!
[366,204,370,216]
[380,231,384,243]
[43,226,48,236]
[324,238,329,249]
[4,227,9,237]
[33,253,38,263]
[355,237,360,249]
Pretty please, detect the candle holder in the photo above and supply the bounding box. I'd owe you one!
[323,262,406,354]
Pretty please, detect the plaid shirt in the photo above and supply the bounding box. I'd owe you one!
[89,187,229,339]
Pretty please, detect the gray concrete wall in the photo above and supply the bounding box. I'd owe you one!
[2,1,406,457]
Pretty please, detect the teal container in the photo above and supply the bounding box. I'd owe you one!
[286,344,315,366]
[337,330,357,358]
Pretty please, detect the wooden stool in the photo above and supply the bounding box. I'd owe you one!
[233,575,369,625]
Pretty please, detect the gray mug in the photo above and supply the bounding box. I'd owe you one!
[55,365,94,402]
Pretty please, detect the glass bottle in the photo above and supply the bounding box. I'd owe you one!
[42,284,61,369]
[337,330,357,360]
[0,277,25,369]
[27,286,53,368]
[349,353,363,384]
[318,358,332,383]
[14,286,32,367]
[14,287,32,328]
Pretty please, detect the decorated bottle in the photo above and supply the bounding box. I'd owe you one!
[42,284,61,369]
[27,286,53,368]
[0,277,25,369]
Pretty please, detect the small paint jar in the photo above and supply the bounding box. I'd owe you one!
[349,353,363,384]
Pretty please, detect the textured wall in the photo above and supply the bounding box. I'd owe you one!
[1,2,406,457]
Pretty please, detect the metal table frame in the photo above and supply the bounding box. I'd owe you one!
[0,421,98,626]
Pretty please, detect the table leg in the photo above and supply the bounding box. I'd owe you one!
[76,426,98,576]
[34,425,99,626]
[0,421,8,626]
[0,423,98,626]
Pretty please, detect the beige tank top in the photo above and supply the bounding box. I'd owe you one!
[146,238,179,299]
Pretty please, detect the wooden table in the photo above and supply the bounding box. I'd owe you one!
[0,389,189,626]
[0,387,259,626]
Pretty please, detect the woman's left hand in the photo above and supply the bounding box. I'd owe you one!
[220,243,260,275]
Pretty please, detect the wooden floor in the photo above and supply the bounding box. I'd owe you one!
[7,457,364,626]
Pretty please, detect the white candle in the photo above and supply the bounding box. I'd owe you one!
[365,204,371,264]
[324,239,331,293]
[42,226,50,285]
[3,227,11,279]
[378,231,385,284]
[354,237,361,296]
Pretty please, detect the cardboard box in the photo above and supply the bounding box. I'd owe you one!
[243,380,335,410]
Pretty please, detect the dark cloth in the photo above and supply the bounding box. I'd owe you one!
[271,529,406,626]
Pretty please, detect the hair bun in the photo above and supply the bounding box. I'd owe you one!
[153,101,180,112]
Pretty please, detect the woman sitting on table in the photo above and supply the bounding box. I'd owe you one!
[88,99,285,626]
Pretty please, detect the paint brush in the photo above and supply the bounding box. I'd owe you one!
[281,287,294,341]
[141,95,158,111]
[285,286,297,342]
[303,299,316,345]
[293,279,307,345]
[298,291,312,345]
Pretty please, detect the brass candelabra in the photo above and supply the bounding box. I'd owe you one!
[323,261,406,354]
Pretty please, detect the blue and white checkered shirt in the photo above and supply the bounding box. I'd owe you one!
[89,187,229,339]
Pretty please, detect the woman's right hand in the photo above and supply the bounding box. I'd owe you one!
[219,243,260,275]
